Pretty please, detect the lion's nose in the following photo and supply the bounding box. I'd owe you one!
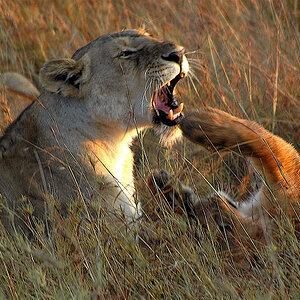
[162,49,185,65]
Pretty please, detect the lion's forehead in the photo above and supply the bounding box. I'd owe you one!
[72,30,182,63]
[72,30,159,60]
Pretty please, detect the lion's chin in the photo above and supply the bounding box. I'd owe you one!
[154,122,183,148]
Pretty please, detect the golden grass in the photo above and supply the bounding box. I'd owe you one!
[0,0,300,298]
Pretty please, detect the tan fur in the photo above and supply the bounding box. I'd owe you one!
[0,30,189,233]
[0,73,39,128]
[146,107,299,265]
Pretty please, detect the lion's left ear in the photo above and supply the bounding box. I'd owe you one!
[39,54,91,98]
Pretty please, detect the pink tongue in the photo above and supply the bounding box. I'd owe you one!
[152,86,184,121]
[153,89,170,114]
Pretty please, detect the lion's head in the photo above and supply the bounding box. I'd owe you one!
[39,29,189,133]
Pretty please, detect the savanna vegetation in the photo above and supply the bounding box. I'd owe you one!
[0,0,299,298]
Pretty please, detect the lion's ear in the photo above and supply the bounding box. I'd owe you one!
[39,54,91,98]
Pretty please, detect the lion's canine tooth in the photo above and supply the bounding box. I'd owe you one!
[173,112,180,119]
[167,81,171,86]
[173,103,184,114]
[168,109,174,120]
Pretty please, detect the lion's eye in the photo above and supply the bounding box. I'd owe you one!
[119,49,137,58]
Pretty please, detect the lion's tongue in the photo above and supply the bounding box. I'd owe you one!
[152,89,184,121]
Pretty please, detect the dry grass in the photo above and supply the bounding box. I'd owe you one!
[0,0,300,298]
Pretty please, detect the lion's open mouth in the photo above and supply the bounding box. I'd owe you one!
[152,73,185,126]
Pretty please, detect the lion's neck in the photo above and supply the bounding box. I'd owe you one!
[82,130,135,180]
[35,94,144,193]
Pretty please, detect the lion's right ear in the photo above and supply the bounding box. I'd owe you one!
[39,55,91,98]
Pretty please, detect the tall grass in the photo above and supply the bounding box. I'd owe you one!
[0,0,299,298]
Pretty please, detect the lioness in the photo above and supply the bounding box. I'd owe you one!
[147,107,300,264]
[0,29,189,231]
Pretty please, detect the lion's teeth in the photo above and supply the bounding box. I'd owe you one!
[173,112,180,119]
[167,109,174,120]
[173,103,184,114]
[167,81,171,86]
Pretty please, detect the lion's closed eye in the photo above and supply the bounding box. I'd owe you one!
[117,49,138,58]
